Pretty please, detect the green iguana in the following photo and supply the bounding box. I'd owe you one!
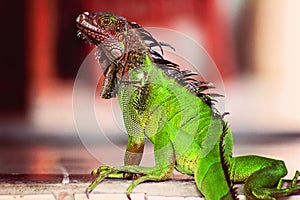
[76,12,300,199]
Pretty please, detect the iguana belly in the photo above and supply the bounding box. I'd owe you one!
[173,127,233,176]
[174,140,201,175]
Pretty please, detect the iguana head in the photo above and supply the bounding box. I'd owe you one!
[76,12,129,60]
[76,12,131,98]
[76,12,161,99]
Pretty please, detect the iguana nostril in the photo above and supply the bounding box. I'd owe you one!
[76,14,86,23]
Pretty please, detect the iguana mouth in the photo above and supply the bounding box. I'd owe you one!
[76,12,109,45]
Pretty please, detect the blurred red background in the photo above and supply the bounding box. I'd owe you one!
[0,0,240,116]
[1,0,299,140]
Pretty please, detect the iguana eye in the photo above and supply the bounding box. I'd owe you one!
[101,17,112,25]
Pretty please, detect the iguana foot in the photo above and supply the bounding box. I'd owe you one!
[271,170,300,198]
[86,165,174,199]
[123,165,174,199]
[251,170,300,200]
[86,166,122,197]
[86,165,137,193]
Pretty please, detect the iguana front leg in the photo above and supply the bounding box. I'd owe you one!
[122,134,145,179]
[95,135,145,180]
[124,135,144,166]
[85,135,145,199]
[86,136,175,198]
[231,156,300,199]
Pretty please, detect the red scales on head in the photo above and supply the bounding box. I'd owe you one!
[76,12,127,45]
[76,12,136,99]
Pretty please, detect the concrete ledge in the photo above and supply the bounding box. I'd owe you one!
[0,180,202,197]
[0,194,56,200]
[0,176,299,200]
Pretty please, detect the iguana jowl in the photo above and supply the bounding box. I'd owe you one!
[76,12,300,199]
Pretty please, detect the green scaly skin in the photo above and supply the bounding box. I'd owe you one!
[76,12,300,199]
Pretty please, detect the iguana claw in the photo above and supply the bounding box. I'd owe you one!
[290,170,300,188]
[85,188,90,199]
[126,193,132,200]
[85,166,119,197]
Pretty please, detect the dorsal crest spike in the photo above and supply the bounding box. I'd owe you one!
[133,26,223,111]
[219,122,239,200]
